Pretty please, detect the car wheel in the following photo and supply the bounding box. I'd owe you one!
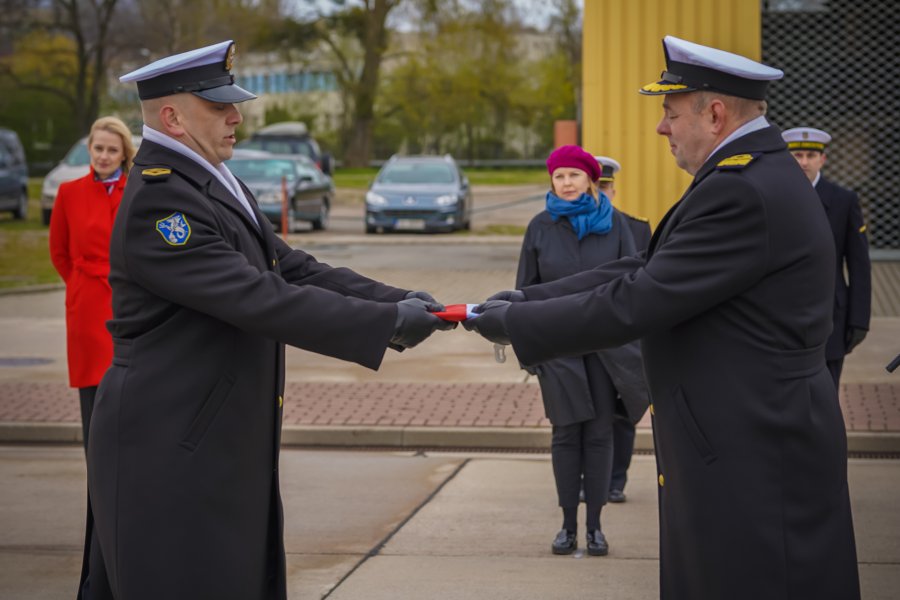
[365,225,377,234]
[311,201,329,231]
[13,190,27,220]
[42,207,52,226]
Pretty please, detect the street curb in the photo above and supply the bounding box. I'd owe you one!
[2,423,897,454]
[0,283,65,296]
[286,234,524,246]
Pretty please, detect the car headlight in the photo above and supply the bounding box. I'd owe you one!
[435,195,457,206]
[366,191,387,206]
[257,191,283,205]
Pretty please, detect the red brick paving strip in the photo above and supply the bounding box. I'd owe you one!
[0,381,898,432]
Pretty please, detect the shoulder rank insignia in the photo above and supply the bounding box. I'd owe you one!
[155,212,191,246]
[716,153,761,170]
[142,167,172,181]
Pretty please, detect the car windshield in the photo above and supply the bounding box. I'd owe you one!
[377,162,456,184]
[238,139,314,159]
[64,142,90,166]
[227,159,297,181]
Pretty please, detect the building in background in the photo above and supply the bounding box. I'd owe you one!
[582,0,899,253]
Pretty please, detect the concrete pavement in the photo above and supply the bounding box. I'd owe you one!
[1,447,898,600]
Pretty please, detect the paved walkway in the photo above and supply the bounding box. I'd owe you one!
[1,244,898,452]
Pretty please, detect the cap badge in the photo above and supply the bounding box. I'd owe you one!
[225,42,236,70]
[155,212,192,246]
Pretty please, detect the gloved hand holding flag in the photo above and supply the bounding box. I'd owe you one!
[431,304,481,322]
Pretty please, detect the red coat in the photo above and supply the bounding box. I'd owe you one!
[49,168,125,388]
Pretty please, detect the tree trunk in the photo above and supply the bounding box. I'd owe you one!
[341,0,394,167]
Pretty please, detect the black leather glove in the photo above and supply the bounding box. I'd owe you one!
[486,289,526,302]
[845,327,867,353]
[391,298,456,350]
[462,300,511,345]
[405,290,439,304]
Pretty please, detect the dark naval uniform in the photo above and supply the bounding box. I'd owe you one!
[506,126,860,599]
[517,209,650,429]
[815,176,871,384]
[85,139,406,599]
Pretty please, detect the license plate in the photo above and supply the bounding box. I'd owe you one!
[395,218,425,231]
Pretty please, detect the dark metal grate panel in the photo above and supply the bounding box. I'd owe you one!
[762,1,900,249]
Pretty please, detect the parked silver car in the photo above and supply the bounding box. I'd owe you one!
[40,135,142,225]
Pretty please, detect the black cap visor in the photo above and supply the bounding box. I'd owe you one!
[193,83,257,104]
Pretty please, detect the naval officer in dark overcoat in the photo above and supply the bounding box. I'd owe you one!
[78,40,452,600]
[466,36,860,599]
[782,126,872,387]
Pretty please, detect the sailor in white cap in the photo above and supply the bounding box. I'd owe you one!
[78,41,452,600]
[782,126,871,388]
[590,154,652,506]
[466,35,860,599]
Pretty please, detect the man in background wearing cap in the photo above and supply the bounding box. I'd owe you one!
[79,41,452,600]
[594,156,651,505]
[783,127,871,388]
[467,36,859,598]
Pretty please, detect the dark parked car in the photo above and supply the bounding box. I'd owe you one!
[226,149,333,232]
[365,155,472,233]
[0,128,29,220]
[236,122,333,175]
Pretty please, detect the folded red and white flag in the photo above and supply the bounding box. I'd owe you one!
[432,303,480,322]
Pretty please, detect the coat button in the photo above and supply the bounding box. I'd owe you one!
[277,395,283,408]
[658,474,665,487]
[649,403,655,416]
[272,259,276,267]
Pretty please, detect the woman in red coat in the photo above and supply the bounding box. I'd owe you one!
[49,116,136,450]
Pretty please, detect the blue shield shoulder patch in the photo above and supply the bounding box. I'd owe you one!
[155,212,192,246]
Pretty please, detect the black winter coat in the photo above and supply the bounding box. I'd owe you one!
[84,140,407,600]
[505,126,860,599]
[516,208,651,426]
[815,176,871,359]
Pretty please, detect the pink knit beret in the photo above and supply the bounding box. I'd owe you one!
[546,145,602,181]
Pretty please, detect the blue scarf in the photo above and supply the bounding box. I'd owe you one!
[545,191,613,240]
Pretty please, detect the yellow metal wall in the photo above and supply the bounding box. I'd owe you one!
[582,0,761,226]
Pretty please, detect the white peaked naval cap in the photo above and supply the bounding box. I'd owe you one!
[593,156,621,181]
[120,40,256,103]
[640,36,784,100]
[782,127,832,152]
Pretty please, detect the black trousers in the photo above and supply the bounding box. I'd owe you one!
[551,356,615,508]
[610,412,636,492]
[78,386,98,452]
[76,386,114,599]
[827,358,844,390]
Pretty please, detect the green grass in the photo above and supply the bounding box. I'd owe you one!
[0,178,61,289]
[332,167,548,188]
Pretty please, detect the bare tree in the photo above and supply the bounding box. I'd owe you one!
[271,0,402,166]
[0,0,121,135]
